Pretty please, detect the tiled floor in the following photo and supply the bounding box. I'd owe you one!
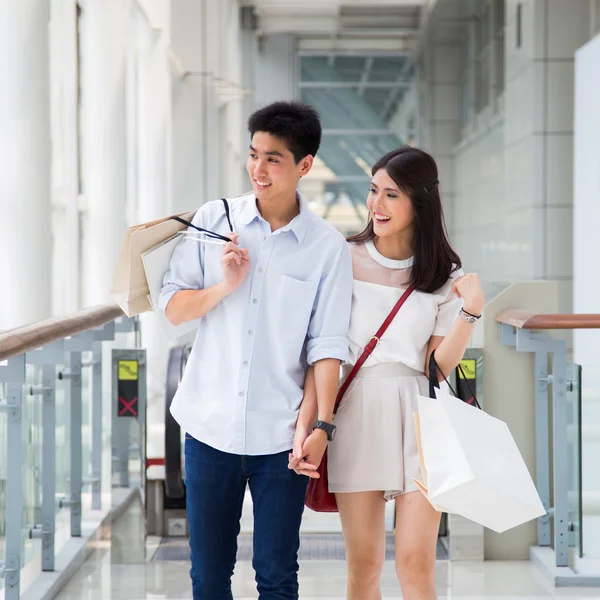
[54,496,600,600]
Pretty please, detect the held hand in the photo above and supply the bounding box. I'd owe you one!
[220,233,250,293]
[292,429,328,478]
[288,426,320,478]
[452,273,484,315]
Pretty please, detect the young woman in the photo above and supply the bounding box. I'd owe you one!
[291,146,484,599]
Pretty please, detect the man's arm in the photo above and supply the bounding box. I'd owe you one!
[290,239,353,473]
[162,235,249,325]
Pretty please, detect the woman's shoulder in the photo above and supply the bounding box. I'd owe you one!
[433,265,464,301]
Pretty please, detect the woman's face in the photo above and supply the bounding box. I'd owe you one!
[366,168,415,239]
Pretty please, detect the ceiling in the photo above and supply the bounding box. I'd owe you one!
[240,0,430,40]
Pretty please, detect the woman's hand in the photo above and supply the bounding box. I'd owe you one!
[452,273,484,316]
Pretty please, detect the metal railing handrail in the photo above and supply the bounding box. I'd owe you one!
[0,303,124,361]
[496,310,600,330]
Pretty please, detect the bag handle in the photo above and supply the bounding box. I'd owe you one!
[334,284,416,414]
[428,351,481,409]
[171,198,234,243]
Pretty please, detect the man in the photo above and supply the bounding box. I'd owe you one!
[159,101,352,600]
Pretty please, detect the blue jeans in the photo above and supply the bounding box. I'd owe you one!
[184,436,309,600]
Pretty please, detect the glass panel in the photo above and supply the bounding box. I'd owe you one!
[81,351,92,494]
[0,382,6,589]
[581,365,600,557]
[55,363,70,502]
[566,362,583,557]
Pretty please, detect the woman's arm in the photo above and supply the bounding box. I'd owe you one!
[425,272,484,380]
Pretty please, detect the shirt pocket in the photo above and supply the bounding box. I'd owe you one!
[277,274,319,330]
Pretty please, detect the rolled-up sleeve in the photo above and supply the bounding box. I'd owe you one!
[306,240,353,365]
[158,208,207,312]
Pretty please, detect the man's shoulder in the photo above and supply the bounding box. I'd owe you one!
[305,210,347,247]
[195,193,253,221]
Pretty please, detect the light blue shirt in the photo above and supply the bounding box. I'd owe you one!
[159,193,352,455]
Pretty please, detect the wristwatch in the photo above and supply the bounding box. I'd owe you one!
[313,419,337,441]
[459,308,481,324]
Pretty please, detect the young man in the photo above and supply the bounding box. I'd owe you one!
[159,101,352,600]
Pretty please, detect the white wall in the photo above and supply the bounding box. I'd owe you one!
[574,32,600,558]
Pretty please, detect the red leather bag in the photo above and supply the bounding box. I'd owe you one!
[305,284,416,512]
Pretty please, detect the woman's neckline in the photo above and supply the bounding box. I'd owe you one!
[366,239,414,269]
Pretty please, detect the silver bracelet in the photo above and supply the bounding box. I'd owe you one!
[459,308,481,324]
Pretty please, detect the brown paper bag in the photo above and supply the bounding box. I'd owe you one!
[110,211,196,317]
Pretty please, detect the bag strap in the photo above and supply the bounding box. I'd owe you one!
[334,283,416,414]
[221,198,234,232]
[170,198,234,243]
[428,351,481,409]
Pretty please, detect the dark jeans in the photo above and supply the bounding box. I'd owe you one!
[184,436,309,600]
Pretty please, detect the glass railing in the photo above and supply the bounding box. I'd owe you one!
[496,310,599,574]
[0,305,143,599]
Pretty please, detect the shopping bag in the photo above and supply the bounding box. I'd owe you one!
[413,386,546,533]
[141,233,204,341]
[110,211,195,317]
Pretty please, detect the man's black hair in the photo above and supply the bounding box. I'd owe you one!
[247,101,322,163]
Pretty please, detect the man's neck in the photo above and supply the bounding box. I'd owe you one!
[256,192,300,232]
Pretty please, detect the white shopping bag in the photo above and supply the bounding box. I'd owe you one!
[413,388,546,533]
[141,233,205,341]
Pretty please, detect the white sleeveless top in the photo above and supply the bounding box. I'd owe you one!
[347,240,463,372]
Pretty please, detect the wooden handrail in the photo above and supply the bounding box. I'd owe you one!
[0,303,124,361]
[496,310,600,330]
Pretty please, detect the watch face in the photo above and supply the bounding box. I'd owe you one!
[329,427,336,441]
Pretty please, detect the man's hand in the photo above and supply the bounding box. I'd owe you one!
[288,428,328,478]
[288,426,319,478]
[221,233,250,293]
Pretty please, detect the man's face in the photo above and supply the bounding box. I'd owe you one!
[247,132,313,202]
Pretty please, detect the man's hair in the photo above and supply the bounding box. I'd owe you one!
[247,101,322,163]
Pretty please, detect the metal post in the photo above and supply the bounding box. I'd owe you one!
[1,355,26,600]
[112,349,146,490]
[91,342,103,509]
[41,363,56,571]
[137,351,147,500]
[534,349,551,547]
[69,351,82,536]
[91,321,115,507]
[552,340,569,567]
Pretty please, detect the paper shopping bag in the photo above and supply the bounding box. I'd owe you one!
[110,211,195,317]
[413,389,546,533]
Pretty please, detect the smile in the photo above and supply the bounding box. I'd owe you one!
[255,180,272,189]
[374,213,391,223]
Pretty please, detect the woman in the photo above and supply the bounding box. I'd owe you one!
[291,146,484,599]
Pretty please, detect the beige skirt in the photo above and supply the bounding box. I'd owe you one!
[328,362,429,501]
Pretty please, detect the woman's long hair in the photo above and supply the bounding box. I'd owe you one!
[348,146,461,293]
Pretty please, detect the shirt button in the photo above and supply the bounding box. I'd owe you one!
[258,267,264,273]
[239,391,245,397]
[252,298,258,304]
[248,330,253,335]
[242,361,249,367]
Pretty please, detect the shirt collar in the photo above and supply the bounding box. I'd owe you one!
[238,191,310,244]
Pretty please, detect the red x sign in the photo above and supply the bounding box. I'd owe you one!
[119,396,138,417]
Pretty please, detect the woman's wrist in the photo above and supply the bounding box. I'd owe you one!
[462,304,483,317]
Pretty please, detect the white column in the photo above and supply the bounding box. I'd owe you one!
[0,0,52,329]
[79,0,127,307]
[135,2,171,428]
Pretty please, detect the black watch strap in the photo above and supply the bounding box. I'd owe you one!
[313,419,336,441]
